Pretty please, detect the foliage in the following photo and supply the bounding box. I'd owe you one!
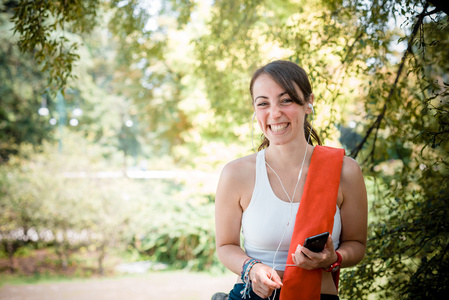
[336,2,449,297]
[3,0,221,275]
[7,0,203,160]
[0,10,53,162]
[10,0,100,90]
[134,194,219,272]
[0,137,131,272]
[2,0,448,297]
[0,136,218,273]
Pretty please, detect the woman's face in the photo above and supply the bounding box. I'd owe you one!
[252,73,312,147]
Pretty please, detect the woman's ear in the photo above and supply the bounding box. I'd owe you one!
[306,93,315,114]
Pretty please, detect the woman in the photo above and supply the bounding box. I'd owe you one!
[215,60,367,300]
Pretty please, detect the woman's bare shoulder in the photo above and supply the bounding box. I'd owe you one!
[341,156,363,181]
[216,153,257,204]
[218,154,257,186]
[340,156,367,203]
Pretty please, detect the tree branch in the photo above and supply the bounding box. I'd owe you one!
[350,3,430,159]
[421,8,442,17]
[427,0,449,16]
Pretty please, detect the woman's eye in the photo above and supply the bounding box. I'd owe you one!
[256,102,268,107]
[282,98,293,103]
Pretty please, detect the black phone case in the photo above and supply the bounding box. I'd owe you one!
[303,232,329,253]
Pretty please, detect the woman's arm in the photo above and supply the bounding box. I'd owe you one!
[215,159,282,298]
[336,156,368,267]
[215,160,249,275]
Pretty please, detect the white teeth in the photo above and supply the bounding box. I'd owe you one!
[271,124,288,132]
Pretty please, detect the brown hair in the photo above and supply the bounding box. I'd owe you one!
[250,60,322,151]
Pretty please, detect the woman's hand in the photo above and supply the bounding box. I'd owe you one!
[292,236,337,270]
[249,263,283,298]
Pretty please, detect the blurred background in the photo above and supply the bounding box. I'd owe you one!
[0,0,447,299]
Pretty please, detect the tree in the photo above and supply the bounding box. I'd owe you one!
[7,0,201,160]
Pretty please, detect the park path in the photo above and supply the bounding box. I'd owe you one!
[0,271,236,300]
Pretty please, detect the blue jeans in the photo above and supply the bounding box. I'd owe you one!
[228,283,339,300]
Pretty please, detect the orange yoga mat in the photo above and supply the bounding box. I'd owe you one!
[280,145,344,300]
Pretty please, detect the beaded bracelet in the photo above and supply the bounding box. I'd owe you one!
[240,258,262,299]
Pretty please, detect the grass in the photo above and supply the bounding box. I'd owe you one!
[0,272,90,287]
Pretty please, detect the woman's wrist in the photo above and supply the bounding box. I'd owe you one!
[241,258,262,281]
[323,251,342,272]
[240,258,263,297]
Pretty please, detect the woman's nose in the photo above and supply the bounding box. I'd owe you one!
[270,104,282,118]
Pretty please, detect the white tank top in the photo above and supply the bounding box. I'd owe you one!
[242,149,341,271]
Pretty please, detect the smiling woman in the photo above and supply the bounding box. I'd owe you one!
[214,60,368,300]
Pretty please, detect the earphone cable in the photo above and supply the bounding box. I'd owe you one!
[249,104,314,300]
[266,107,315,300]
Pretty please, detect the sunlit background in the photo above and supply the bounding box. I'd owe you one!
[0,0,448,299]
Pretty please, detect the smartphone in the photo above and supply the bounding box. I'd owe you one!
[303,232,329,253]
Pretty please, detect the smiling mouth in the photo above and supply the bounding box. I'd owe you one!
[270,123,289,133]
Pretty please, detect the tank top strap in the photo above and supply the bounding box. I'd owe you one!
[255,149,269,186]
[248,149,270,210]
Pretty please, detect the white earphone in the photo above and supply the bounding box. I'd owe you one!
[308,102,314,113]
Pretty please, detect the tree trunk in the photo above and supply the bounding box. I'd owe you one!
[6,240,16,273]
[98,242,107,276]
